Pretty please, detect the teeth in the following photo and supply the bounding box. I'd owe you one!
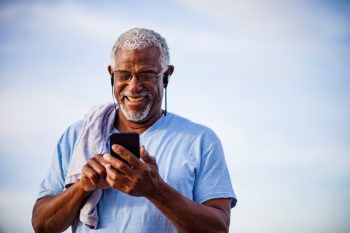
[127,96,145,102]
[120,92,153,103]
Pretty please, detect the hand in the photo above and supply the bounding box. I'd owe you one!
[79,154,110,192]
[103,145,162,197]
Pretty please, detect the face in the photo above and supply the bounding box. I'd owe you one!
[111,47,165,123]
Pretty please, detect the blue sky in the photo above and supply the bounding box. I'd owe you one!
[0,0,350,232]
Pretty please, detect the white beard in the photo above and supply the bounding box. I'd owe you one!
[119,91,153,122]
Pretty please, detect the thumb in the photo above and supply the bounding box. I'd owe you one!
[140,146,156,164]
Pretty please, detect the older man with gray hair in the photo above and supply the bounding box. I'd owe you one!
[32,28,236,233]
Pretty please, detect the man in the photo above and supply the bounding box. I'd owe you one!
[32,28,236,233]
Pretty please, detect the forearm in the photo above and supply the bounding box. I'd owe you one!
[32,182,91,233]
[146,181,230,233]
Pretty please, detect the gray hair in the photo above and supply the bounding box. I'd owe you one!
[110,28,170,69]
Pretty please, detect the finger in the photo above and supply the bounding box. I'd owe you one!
[111,144,140,168]
[95,154,109,166]
[140,146,156,164]
[87,156,107,179]
[105,164,129,190]
[103,153,134,176]
[82,165,99,185]
[105,164,121,180]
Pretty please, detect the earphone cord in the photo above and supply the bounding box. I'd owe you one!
[164,87,167,116]
[111,85,117,111]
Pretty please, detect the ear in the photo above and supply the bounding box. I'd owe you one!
[107,65,113,75]
[163,65,174,88]
[108,65,114,86]
[166,65,174,76]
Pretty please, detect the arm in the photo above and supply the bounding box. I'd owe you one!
[32,182,90,233]
[104,145,231,233]
[147,181,231,233]
[32,155,109,233]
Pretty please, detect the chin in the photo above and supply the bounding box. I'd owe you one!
[120,103,152,122]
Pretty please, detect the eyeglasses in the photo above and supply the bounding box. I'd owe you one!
[113,67,167,83]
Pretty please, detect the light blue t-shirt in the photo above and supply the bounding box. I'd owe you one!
[38,112,236,233]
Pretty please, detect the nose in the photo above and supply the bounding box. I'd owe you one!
[127,74,142,93]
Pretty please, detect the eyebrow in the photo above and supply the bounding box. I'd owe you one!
[116,69,157,73]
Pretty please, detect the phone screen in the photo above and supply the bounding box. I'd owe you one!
[109,133,140,164]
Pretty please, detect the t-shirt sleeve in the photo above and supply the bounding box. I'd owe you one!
[37,121,83,199]
[193,137,237,208]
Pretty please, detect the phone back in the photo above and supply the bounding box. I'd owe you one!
[110,133,140,163]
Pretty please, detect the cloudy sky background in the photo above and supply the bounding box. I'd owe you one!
[0,0,349,232]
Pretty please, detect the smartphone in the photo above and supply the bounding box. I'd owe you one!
[109,133,140,164]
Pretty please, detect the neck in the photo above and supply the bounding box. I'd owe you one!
[115,109,163,134]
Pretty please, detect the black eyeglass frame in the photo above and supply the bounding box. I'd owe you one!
[112,67,168,83]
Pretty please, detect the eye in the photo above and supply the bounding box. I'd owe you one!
[138,72,152,79]
[137,72,158,82]
[116,71,131,81]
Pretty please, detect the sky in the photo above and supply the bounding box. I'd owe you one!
[0,0,350,232]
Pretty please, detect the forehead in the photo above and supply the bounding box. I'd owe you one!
[114,46,161,70]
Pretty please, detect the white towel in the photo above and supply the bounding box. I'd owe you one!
[64,102,116,229]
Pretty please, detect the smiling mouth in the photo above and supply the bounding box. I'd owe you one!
[120,91,152,103]
[125,96,146,102]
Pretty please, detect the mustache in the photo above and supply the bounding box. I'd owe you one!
[119,91,152,99]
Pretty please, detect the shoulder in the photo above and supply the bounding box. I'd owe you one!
[166,113,220,142]
[52,120,84,172]
[162,113,222,154]
[57,120,84,149]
